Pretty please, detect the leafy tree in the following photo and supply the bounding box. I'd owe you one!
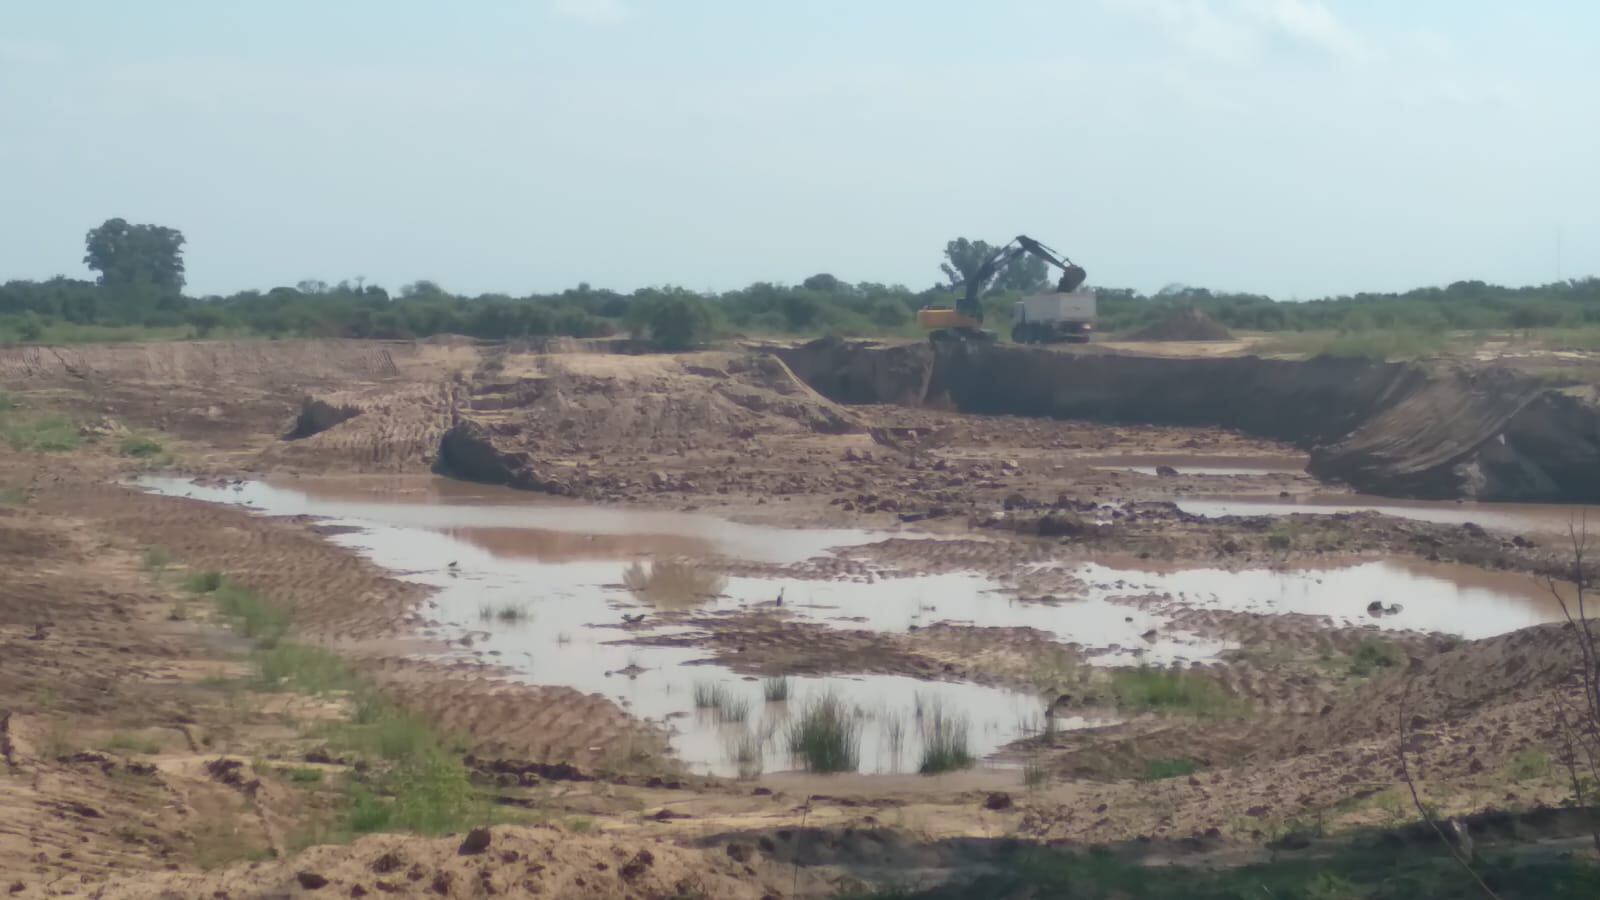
[83,218,186,294]
[995,253,1050,294]
[626,291,714,350]
[802,273,842,293]
[940,238,996,286]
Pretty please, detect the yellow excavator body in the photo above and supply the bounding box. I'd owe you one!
[916,307,983,332]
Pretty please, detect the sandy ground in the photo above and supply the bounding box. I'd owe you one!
[1,338,1596,897]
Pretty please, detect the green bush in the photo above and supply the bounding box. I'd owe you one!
[1347,639,1404,678]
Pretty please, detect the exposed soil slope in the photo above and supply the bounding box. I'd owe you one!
[779,339,1600,502]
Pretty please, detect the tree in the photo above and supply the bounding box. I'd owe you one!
[994,253,1050,294]
[802,273,842,293]
[940,238,995,286]
[83,218,186,294]
[626,291,714,350]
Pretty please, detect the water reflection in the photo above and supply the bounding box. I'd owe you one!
[622,560,727,610]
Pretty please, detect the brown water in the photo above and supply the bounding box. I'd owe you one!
[139,475,1569,776]
[1178,494,1600,535]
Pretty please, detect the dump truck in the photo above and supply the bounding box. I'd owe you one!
[1011,290,1095,343]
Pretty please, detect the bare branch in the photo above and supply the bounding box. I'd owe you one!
[1398,676,1502,899]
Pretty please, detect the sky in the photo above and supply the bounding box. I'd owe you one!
[1,0,1596,299]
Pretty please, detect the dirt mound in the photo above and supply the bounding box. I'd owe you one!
[268,383,460,472]
[1266,622,1589,757]
[1126,307,1234,342]
[89,825,792,899]
[434,352,861,495]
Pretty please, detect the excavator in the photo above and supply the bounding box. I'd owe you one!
[917,235,1089,343]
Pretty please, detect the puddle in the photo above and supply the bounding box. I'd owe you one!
[140,476,1103,776]
[1077,558,1564,640]
[1178,494,1600,535]
[1084,455,1306,478]
[139,475,1569,774]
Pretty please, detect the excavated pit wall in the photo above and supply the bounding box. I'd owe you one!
[777,339,1600,503]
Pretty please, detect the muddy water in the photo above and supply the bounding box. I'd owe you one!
[1083,454,1307,479]
[139,475,1568,776]
[1178,494,1600,535]
[139,477,1082,776]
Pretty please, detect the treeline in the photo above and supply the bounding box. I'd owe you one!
[4,271,1600,347]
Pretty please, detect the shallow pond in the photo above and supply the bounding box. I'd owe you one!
[139,475,1569,776]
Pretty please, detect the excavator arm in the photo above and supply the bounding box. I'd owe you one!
[949,235,1088,323]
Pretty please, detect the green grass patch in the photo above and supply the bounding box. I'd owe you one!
[142,546,171,572]
[0,486,24,506]
[99,732,161,755]
[1142,757,1198,780]
[1347,638,1404,678]
[1108,666,1240,717]
[916,700,973,775]
[0,414,81,452]
[211,580,290,647]
[119,433,165,458]
[256,643,358,692]
[184,570,224,593]
[1508,747,1552,781]
[787,692,861,773]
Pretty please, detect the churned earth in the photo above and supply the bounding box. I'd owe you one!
[1,337,1597,898]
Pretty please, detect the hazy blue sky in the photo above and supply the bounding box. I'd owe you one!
[2,1,1595,298]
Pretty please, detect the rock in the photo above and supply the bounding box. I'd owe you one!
[296,872,330,890]
[620,850,655,881]
[1003,492,1028,510]
[1462,522,1487,538]
[1155,465,1179,478]
[350,887,368,898]
[1140,629,1158,642]
[457,827,492,855]
[1246,805,1270,818]
[984,792,1014,811]
[370,852,404,874]
[1366,601,1384,614]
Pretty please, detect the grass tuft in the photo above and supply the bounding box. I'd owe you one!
[725,730,765,779]
[693,681,726,710]
[119,434,165,458]
[142,546,171,572]
[916,700,973,775]
[787,692,861,773]
[762,676,791,703]
[184,570,224,593]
